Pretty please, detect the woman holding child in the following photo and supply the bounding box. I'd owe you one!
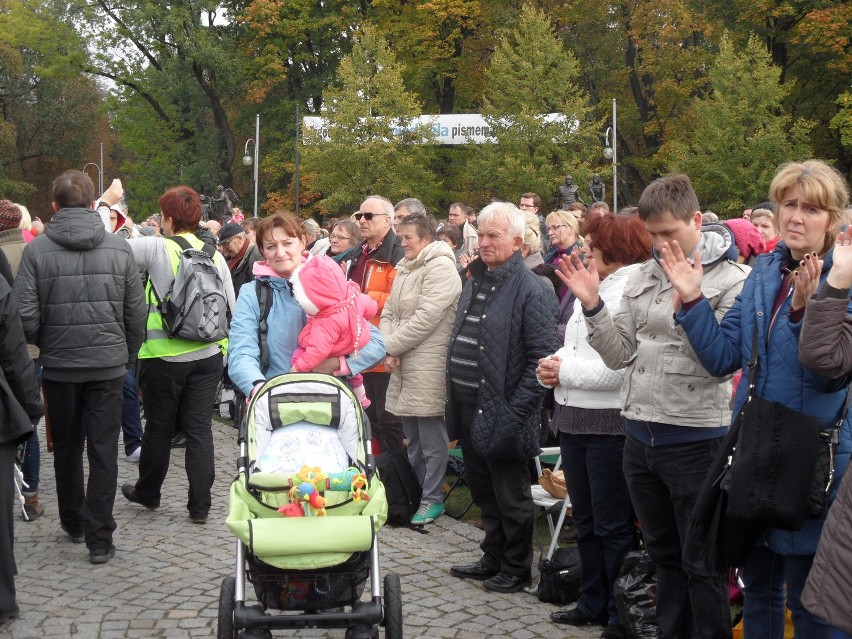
[228,213,384,402]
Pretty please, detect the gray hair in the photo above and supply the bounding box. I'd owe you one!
[478,201,525,240]
[363,195,395,222]
[302,218,321,234]
[394,197,426,217]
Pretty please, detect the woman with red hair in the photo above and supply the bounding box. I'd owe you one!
[537,214,651,638]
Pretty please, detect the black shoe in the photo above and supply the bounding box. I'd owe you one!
[60,523,84,544]
[551,607,608,626]
[482,571,532,593]
[189,514,208,524]
[171,432,187,448]
[601,623,626,639]
[89,545,116,565]
[121,483,159,510]
[449,559,500,581]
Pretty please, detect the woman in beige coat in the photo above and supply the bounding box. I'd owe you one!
[381,212,462,526]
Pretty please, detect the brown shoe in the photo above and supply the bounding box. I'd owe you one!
[22,492,44,521]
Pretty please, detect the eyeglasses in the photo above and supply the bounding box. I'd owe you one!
[547,224,568,232]
[330,233,351,241]
[354,212,388,221]
[519,203,537,210]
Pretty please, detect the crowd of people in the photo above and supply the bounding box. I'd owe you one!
[2,160,852,639]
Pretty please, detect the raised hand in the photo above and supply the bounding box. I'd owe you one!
[556,249,600,310]
[659,241,704,304]
[100,178,123,206]
[791,253,823,311]
[827,229,852,291]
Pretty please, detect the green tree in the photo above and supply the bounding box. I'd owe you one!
[466,4,599,206]
[6,0,251,215]
[667,34,813,213]
[0,2,110,211]
[299,26,439,216]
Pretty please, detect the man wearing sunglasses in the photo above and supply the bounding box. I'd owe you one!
[347,196,406,454]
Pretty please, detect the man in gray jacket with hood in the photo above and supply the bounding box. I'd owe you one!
[15,170,146,565]
[555,175,748,638]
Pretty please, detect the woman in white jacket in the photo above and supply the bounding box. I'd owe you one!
[537,214,651,639]
[380,213,462,526]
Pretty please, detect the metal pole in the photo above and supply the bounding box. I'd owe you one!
[99,142,104,195]
[612,99,617,213]
[253,113,260,218]
[295,105,300,215]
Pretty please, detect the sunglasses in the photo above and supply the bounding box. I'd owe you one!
[354,212,388,221]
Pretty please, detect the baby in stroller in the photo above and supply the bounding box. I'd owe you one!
[289,255,376,408]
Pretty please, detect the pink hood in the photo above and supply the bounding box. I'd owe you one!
[291,254,377,325]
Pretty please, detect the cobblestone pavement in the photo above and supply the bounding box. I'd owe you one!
[4,419,601,639]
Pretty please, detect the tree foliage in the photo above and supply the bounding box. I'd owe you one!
[298,26,439,215]
[464,4,599,205]
[667,34,813,213]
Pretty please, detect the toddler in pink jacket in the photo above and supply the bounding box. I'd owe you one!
[290,255,376,407]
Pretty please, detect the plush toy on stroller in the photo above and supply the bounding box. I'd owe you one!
[218,373,401,638]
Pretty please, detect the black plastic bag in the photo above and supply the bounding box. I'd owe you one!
[537,546,581,605]
[614,550,657,639]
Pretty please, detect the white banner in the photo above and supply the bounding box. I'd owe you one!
[302,113,572,145]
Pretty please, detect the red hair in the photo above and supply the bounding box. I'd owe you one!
[584,214,651,266]
[159,186,201,232]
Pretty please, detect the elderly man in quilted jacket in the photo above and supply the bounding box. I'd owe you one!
[447,201,559,593]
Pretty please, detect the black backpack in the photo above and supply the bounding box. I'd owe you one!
[375,450,421,527]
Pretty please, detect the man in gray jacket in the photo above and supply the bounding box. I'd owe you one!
[556,175,748,638]
[15,170,146,565]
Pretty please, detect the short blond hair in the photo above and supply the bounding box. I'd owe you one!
[769,160,849,249]
[522,211,542,253]
[545,210,583,243]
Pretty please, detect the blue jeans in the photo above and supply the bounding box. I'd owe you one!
[21,361,42,492]
[20,429,39,493]
[742,546,828,639]
[560,432,634,626]
[623,434,731,639]
[121,367,142,456]
[831,629,852,639]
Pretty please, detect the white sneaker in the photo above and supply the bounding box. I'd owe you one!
[126,448,141,463]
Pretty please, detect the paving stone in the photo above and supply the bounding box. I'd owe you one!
[3,418,600,639]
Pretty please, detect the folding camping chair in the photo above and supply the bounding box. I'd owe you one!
[532,446,573,554]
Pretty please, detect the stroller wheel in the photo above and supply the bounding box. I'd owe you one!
[217,576,237,639]
[382,573,403,639]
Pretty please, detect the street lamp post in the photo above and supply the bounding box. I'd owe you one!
[242,114,260,218]
[82,162,102,196]
[602,99,617,213]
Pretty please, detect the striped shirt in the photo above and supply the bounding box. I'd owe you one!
[449,274,494,401]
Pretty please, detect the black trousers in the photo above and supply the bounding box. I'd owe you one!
[363,371,404,454]
[456,400,534,577]
[43,377,124,550]
[0,443,18,619]
[136,353,222,518]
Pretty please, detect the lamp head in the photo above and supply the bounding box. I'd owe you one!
[603,146,614,160]
[242,154,253,166]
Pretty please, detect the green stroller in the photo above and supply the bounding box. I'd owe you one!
[218,373,402,638]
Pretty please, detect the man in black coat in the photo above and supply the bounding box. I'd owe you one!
[14,170,146,565]
[0,274,44,625]
[447,202,559,593]
[217,222,261,298]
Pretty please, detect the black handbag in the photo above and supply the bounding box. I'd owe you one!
[724,324,847,531]
[537,546,582,605]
